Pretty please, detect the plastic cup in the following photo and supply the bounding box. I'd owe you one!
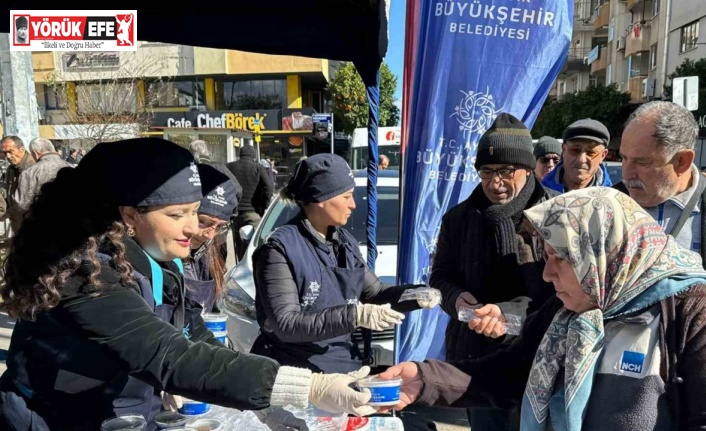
[356,376,402,406]
[178,398,211,416]
[100,414,147,431]
[202,313,228,332]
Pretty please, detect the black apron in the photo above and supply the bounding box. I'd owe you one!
[252,220,366,373]
[0,254,187,431]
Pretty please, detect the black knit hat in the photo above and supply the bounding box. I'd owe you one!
[475,113,536,170]
[533,136,563,159]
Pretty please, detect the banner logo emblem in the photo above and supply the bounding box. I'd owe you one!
[451,88,496,138]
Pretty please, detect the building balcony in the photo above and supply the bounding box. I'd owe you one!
[574,1,594,29]
[629,75,648,103]
[624,23,651,57]
[592,2,610,31]
[562,48,592,73]
[589,47,608,74]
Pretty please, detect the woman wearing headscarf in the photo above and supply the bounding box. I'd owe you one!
[0,138,376,431]
[251,153,441,374]
[183,163,238,314]
[379,187,706,430]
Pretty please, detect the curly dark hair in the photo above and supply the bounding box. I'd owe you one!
[1,167,135,320]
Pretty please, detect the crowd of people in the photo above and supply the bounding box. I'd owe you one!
[0,100,704,431]
[378,100,706,431]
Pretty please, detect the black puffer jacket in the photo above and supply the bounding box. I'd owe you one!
[0,239,279,430]
[226,146,273,215]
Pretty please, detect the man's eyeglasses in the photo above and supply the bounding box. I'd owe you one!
[478,167,517,180]
[565,145,605,160]
[539,156,560,164]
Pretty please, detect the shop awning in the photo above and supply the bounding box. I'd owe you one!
[0,2,389,85]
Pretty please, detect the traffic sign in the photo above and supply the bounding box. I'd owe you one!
[312,113,332,123]
[673,76,699,111]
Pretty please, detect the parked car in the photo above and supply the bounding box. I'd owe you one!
[221,170,400,368]
[605,161,623,185]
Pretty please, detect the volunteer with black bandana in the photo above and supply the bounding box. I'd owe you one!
[0,139,377,431]
[251,153,442,373]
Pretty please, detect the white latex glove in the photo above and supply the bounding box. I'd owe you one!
[417,288,442,309]
[160,391,183,412]
[355,303,405,331]
[309,366,377,417]
[455,291,480,315]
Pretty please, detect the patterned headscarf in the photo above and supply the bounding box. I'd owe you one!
[520,187,706,431]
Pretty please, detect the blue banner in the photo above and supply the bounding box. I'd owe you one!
[396,0,573,362]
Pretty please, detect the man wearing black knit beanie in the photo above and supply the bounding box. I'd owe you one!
[430,113,557,431]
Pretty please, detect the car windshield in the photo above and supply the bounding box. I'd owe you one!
[255,186,399,248]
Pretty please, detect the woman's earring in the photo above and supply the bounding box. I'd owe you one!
[126,225,136,237]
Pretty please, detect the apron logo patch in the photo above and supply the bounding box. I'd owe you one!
[301,281,321,307]
[620,350,645,374]
[347,298,359,305]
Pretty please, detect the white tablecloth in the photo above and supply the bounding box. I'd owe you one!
[180,405,404,430]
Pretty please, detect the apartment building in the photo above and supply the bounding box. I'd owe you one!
[666,1,704,79]
[666,1,705,146]
[574,0,704,107]
[553,1,596,99]
[27,43,339,169]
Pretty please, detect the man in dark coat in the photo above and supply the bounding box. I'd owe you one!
[226,145,274,260]
[430,113,556,431]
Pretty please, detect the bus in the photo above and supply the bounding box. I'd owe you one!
[350,127,401,170]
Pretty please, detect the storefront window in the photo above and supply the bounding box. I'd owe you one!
[218,79,287,109]
[146,80,205,108]
[165,132,229,163]
[44,84,68,109]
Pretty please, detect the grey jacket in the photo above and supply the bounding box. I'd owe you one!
[13,153,72,212]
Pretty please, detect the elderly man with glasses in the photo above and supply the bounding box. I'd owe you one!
[431,113,557,431]
[542,119,613,193]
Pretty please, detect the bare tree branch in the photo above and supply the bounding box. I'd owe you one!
[44,47,179,146]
